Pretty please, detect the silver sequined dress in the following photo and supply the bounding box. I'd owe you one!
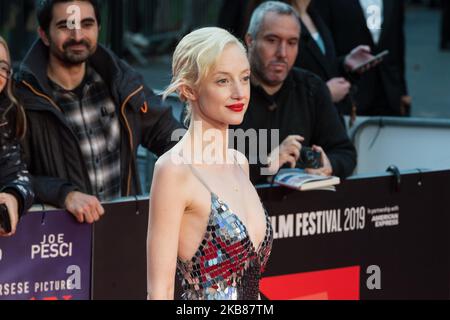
[176,165,273,300]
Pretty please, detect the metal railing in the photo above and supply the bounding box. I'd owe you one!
[350,116,450,175]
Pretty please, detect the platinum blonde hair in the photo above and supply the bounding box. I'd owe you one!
[162,27,246,126]
[0,36,26,139]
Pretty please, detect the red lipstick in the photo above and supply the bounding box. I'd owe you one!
[226,103,245,113]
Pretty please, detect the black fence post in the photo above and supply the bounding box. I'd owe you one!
[109,0,124,57]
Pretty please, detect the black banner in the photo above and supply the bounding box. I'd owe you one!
[92,170,450,300]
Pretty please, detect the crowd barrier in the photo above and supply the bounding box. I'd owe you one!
[347,116,450,175]
[1,169,449,300]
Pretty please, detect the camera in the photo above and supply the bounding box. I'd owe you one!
[299,147,322,169]
[0,204,12,233]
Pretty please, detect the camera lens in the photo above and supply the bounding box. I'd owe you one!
[300,147,322,169]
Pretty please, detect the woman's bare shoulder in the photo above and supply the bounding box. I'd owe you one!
[152,151,193,196]
[154,151,190,180]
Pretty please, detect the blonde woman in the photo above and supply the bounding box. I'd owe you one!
[146,27,273,300]
[0,36,34,236]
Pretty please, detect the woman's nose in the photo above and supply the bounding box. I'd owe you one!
[232,83,246,100]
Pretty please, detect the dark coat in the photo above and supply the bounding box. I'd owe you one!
[0,95,34,216]
[314,0,408,115]
[295,7,353,115]
[234,68,357,184]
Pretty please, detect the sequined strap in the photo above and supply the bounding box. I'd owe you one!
[233,151,247,176]
[186,164,213,193]
[186,151,246,194]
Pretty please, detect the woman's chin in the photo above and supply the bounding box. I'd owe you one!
[225,114,245,126]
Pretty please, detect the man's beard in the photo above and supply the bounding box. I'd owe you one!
[50,39,96,66]
[250,50,285,88]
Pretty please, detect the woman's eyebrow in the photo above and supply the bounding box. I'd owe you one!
[213,71,231,76]
[214,68,251,76]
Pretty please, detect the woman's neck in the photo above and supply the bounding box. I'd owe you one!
[182,115,231,166]
[295,0,311,16]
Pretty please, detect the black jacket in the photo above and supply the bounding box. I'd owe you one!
[0,95,34,217]
[14,40,183,208]
[295,7,353,115]
[234,68,357,184]
[314,0,407,115]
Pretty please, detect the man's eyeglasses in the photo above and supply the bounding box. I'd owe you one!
[0,62,12,80]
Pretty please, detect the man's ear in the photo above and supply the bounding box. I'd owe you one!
[245,33,253,49]
[179,84,197,102]
[38,27,50,47]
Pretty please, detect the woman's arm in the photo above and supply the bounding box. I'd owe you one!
[146,155,189,300]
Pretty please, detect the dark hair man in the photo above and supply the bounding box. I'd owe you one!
[234,1,357,183]
[14,0,183,223]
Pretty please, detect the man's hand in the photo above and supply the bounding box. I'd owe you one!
[327,77,351,103]
[64,191,105,224]
[305,146,333,177]
[0,193,19,237]
[266,135,304,176]
[400,95,412,116]
[345,45,381,74]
